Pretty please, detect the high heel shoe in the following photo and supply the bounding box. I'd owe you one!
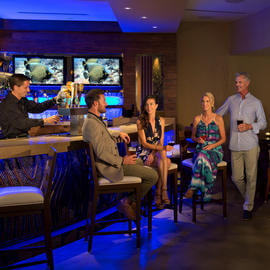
[154,191,164,209]
[162,189,170,205]
[184,188,194,199]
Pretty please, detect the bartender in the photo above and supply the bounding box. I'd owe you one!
[0,73,62,139]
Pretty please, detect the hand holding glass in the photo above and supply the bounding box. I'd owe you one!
[237,120,243,126]
[200,135,207,141]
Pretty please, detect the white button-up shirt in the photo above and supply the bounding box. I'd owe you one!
[216,92,267,151]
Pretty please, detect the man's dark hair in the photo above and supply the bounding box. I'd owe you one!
[9,74,30,90]
[85,89,104,109]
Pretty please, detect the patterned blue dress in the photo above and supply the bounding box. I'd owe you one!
[190,116,223,200]
[136,116,162,163]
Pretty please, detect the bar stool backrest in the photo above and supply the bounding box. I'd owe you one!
[84,142,101,189]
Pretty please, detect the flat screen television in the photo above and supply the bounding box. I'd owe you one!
[73,56,122,86]
[13,55,65,85]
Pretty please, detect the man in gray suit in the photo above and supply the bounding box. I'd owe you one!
[82,89,158,220]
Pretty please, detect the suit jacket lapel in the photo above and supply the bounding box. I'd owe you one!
[88,113,116,141]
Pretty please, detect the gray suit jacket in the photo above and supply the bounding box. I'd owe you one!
[82,113,124,182]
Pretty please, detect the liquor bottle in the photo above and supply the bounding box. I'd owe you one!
[34,92,38,103]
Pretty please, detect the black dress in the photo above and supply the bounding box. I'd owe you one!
[136,116,162,163]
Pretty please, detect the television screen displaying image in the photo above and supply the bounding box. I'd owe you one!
[73,57,122,86]
[13,56,65,85]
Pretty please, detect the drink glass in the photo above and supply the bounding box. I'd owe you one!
[200,135,207,141]
[237,120,243,126]
[128,147,136,155]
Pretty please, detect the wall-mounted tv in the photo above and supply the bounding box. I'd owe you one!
[73,56,122,86]
[13,55,65,85]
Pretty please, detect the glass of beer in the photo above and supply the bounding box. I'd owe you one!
[128,147,136,155]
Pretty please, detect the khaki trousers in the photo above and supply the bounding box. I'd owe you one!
[123,159,158,200]
[231,145,260,211]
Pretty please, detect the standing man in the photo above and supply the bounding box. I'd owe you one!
[216,72,267,220]
[0,74,62,139]
[82,89,158,220]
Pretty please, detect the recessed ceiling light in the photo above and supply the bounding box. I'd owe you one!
[152,26,158,29]
[141,16,147,19]
[124,7,131,10]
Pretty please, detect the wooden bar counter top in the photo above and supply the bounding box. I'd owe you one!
[0,135,84,159]
[0,118,175,159]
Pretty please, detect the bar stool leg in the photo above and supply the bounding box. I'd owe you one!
[192,192,197,223]
[135,187,141,249]
[179,171,185,213]
[128,220,132,236]
[88,191,97,253]
[222,167,227,218]
[147,190,153,232]
[44,208,54,270]
[173,171,178,223]
[265,167,270,202]
[200,195,204,210]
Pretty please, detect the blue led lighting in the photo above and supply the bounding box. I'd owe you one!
[105,108,123,120]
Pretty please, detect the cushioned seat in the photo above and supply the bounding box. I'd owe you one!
[182,158,193,168]
[99,176,141,185]
[0,186,44,206]
[169,162,178,170]
[182,158,227,169]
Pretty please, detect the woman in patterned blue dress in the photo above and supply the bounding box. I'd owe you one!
[137,95,174,208]
[185,92,226,201]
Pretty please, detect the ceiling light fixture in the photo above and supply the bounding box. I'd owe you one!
[124,7,131,10]
[141,16,147,19]
[152,26,157,29]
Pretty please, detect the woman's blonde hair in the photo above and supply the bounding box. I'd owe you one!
[201,92,215,111]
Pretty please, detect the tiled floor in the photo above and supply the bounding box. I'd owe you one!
[14,185,270,270]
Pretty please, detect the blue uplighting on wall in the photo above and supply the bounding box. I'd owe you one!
[27,91,123,106]
[78,92,123,106]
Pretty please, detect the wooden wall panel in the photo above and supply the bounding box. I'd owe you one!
[0,31,177,117]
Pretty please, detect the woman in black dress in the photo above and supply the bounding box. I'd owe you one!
[136,95,173,209]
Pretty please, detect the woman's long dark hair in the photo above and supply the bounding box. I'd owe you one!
[138,95,158,129]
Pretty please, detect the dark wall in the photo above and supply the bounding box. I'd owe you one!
[0,31,177,117]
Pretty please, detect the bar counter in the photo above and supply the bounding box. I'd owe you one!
[0,135,85,159]
[0,123,142,159]
[0,121,175,250]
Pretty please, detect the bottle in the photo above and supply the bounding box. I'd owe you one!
[34,92,38,103]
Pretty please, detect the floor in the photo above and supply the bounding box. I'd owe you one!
[15,183,270,270]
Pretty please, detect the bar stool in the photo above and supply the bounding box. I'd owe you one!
[0,146,57,269]
[168,162,178,223]
[84,142,143,252]
[179,157,227,223]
